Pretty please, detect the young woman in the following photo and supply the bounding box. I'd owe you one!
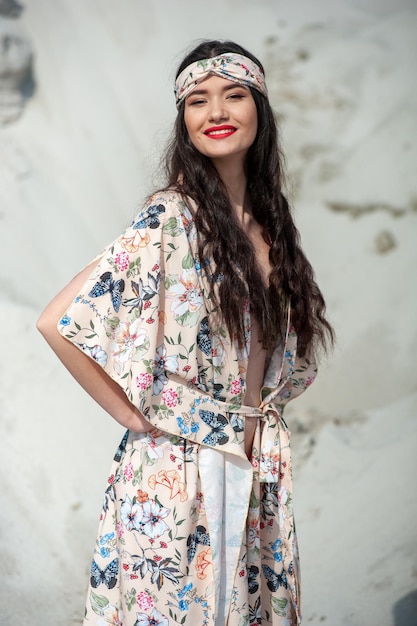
[37,40,333,626]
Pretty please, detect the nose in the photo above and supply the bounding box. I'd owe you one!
[207,97,228,123]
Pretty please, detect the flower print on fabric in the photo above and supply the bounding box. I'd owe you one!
[246,515,260,557]
[210,332,228,371]
[136,372,153,391]
[58,191,318,626]
[278,485,292,531]
[123,463,134,482]
[195,547,211,580]
[166,266,204,327]
[75,343,108,367]
[99,532,117,559]
[141,499,171,539]
[120,495,142,532]
[114,250,130,272]
[89,592,124,625]
[148,469,188,502]
[259,440,280,483]
[137,591,154,611]
[135,607,169,626]
[179,203,198,244]
[59,314,71,326]
[120,495,170,539]
[161,388,179,408]
[230,377,242,396]
[139,432,165,464]
[121,228,151,253]
[109,319,150,376]
[152,343,179,395]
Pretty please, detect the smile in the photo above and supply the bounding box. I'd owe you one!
[204,125,237,139]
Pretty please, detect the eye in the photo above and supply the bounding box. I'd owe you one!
[186,97,206,107]
[227,92,245,100]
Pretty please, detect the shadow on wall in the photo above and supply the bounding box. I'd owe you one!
[393,589,417,626]
[0,1,36,125]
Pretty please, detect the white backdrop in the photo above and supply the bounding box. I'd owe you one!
[1,1,416,624]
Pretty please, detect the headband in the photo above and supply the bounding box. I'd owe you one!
[174,52,268,109]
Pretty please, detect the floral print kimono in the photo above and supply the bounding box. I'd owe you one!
[58,189,317,626]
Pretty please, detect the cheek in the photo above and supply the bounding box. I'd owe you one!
[246,103,258,143]
[248,119,258,145]
[184,115,199,148]
[184,109,199,134]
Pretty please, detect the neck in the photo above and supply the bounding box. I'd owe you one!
[213,159,251,222]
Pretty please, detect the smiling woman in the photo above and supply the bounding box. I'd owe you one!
[184,77,258,166]
[37,39,333,626]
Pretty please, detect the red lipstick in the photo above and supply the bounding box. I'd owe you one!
[204,125,236,139]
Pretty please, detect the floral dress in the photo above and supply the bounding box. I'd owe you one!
[58,189,317,626]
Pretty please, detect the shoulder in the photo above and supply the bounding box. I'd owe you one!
[129,188,197,245]
[138,188,195,224]
[122,188,198,257]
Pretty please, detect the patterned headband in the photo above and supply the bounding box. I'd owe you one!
[174,52,268,109]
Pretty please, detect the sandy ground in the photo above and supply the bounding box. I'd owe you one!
[0,1,416,624]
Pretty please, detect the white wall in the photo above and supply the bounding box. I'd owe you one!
[1,1,416,624]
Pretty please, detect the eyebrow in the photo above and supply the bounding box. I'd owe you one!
[187,83,249,97]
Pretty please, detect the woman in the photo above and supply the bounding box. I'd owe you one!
[37,40,333,626]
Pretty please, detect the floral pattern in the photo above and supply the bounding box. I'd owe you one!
[58,190,317,625]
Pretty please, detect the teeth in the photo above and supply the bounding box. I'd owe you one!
[207,129,234,136]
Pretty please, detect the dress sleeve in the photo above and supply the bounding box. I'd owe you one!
[57,190,200,419]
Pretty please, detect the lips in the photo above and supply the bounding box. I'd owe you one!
[203,125,237,139]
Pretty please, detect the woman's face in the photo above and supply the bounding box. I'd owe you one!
[183,75,258,168]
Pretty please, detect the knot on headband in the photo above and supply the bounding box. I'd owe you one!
[174,53,268,109]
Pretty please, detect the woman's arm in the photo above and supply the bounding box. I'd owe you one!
[36,261,153,432]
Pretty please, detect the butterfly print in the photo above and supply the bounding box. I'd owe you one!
[132,204,165,230]
[261,564,288,592]
[212,382,226,403]
[199,410,229,446]
[197,316,211,355]
[186,525,210,564]
[248,564,260,594]
[88,271,125,313]
[90,558,119,589]
[58,191,312,623]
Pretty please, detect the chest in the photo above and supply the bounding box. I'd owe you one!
[244,223,272,286]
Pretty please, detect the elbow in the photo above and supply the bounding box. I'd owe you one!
[36,308,58,341]
[36,310,47,336]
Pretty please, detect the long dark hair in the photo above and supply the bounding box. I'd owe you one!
[164,39,334,357]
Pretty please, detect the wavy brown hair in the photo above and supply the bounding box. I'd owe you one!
[164,40,334,357]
